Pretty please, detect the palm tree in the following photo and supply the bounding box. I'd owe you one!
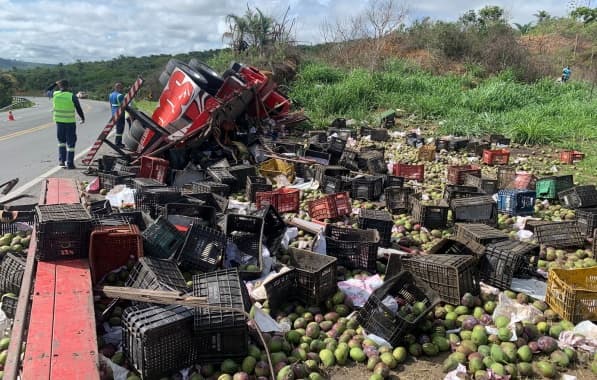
[514,22,534,35]
[533,10,551,23]
[224,13,250,52]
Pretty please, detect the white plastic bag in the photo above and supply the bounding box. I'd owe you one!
[105,185,136,208]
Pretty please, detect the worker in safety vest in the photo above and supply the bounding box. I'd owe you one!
[51,79,85,169]
[109,82,126,148]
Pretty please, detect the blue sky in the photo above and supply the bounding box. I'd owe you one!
[0,0,580,64]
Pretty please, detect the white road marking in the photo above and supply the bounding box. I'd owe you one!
[2,131,115,200]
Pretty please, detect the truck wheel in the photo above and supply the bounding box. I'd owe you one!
[165,59,181,75]
[129,120,146,141]
[123,132,139,151]
[158,70,170,86]
[188,59,224,91]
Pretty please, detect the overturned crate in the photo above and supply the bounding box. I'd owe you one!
[464,174,499,195]
[497,189,536,216]
[224,214,264,280]
[358,209,393,248]
[480,240,540,289]
[356,271,441,347]
[324,225,379,272]
[533,221,584,248]
[400,254,481,305]
[288,248,338,305]
[308,192,352,221]
[535,175,574,200]
[142,216,185,260]
[545,267,597,324]
[385,186,414,214]
[410,194,449,230]
[351,175,384,201]
[450,195,498,226]
[255,187,300,214]
[447,164,481,185]
[443,185,484,204]
[454,223,509,246]
[558,185,597,209]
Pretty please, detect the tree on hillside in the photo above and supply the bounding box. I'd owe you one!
[224,6,296,57]
[514,22,534,35]
[459,5,507,30]
[533,10,551,23]
[571,6,597,24]
[0,73,16,108]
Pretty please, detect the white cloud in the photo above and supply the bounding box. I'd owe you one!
[0,0,573,64]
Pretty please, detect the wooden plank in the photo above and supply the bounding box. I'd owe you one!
[96,286,207,307]
[21,261,56,380]
[50,259,99,380]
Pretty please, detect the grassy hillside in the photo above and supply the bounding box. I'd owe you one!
[0,58,52,70]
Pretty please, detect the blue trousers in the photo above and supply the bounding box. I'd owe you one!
[57,123,77,165]
[115,116,125,145]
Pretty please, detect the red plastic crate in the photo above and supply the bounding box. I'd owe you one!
[392,163,424,182]
[513,172,536,190]
[308,192,352,220]
[560,150,585,164]
[447,164,481,185]
[89,224,143,284]
[255,187,300,213]
[139,156,169,183]
[482,149,510,165]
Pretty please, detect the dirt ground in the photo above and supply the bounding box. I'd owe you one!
[327,352,595,380]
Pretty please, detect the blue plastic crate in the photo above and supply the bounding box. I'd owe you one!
[497,190,536,216]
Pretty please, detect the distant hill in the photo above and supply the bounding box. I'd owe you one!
[0,58,53,70]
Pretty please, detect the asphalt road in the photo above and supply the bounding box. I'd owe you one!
[0,97,112,197]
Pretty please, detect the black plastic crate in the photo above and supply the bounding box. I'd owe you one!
[288,248,338,305]
[98,154,119,172]
[1,294,18,319]
[370,128,390,142]
[488,240,540,278]
[327,137,346,156]
[314,165,351,184]
[324,225,379,272]
[246,176,272,203]
[454,223,509,246]
[89,200,112,217]
[497,189,536,216]
[0,210,36,235]
[449,138,470,151]
[131,177,167,193]
[358,209,393,248]
[339,148,359,171]
[192,181,230,197]
[309,130,327,144]
[114,210,147,230]
[136,187,183,219]
[36,204,92,261]
[192,269,249,361]
[185,192,228,213]
[450,195,498,226]
[383,175,405,189]
[533,221,584,248]
[207,167,238,189]
[385,186,414,214]
[558,185,597,209]
[366,155,387,175]
[481,242,530,290]
[356,271,441,347]
[357,150,384,171]
[228,165,257,192]
[427,237,486,257]
[126,256,188,295]
[224,214,264,280]
[400,254,480,305]
[163,203,216,229]
[177,224,226,272]
[351,175,384,200]
[443,185,484,204]
[304,149,331,165]
[321,175,353,195]
[0,252,26,295]
[142,216,185,260]
[575,208,597,236]
[410,194,449,230]
[264,268,297,311]
[122,304,197,380]
[98,171,135,191]
[274,141,304,155]
[464,174,499,195]
[251,205,286,255]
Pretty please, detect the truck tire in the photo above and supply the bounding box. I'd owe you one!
[123,132,139,151]
[158,70,170,86]
[129,120,146,141]
[164,59,209,89]
[188,59,224,91]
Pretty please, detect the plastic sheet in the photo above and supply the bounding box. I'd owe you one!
[105,185,135,208]
[337,274,383,307]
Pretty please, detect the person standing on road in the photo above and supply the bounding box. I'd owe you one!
[52,79,85,169]
[109,82,126,148]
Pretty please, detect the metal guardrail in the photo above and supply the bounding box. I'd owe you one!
[0,96,29,112]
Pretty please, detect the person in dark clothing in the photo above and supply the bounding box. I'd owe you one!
[49,79,85,169]
[109,82,126,148]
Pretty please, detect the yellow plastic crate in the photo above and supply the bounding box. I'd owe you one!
[418,145,436,162]
[259,159,295,183]
[545,267,597,323]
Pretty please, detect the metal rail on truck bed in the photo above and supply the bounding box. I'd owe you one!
[4,178,99,380]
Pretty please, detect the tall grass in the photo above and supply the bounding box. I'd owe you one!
[290,60,597,148]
